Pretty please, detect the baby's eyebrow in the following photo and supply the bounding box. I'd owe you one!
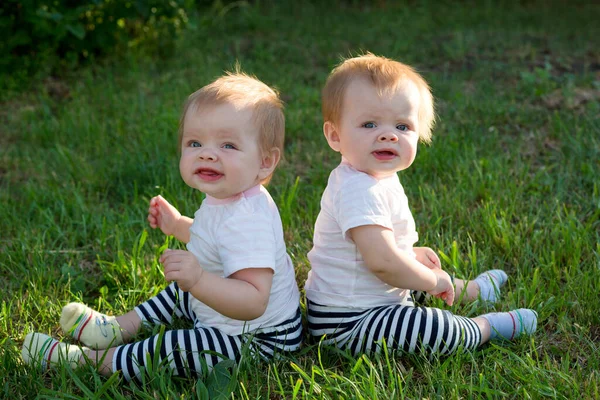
[182,128,240,139]
[356,111,382,120]
[214,128,236,135]
[181,132,199,140]
[398,115,418,124]
[214,131,241,142]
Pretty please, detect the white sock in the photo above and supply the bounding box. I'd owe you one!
[481,309,538,340]
[22,333,86,370]
[473,270,508,303]
[60,303,123,349]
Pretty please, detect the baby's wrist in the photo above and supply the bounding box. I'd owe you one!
[425,273,438,293]
[174,214,182,227]
[191,266,205,293]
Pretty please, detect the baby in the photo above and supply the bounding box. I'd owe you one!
[304,53,537,356]
[22,72,302,381]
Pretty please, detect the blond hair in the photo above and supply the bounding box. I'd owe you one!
[322,53,435,143]
[179,71,285,184]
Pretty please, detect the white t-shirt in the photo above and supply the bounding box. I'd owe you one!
[186,185,300,336]
[305,160,419,308]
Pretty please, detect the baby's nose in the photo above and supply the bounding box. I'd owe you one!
[378,132,399,142]
[198,148,217,161]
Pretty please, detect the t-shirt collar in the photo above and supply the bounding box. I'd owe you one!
[205,184,262,205]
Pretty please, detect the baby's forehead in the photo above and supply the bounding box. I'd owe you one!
[188,99,253,115]
[185,101,258,128]
[343,76,420,106]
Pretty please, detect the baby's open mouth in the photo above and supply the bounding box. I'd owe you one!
[374,150,396,157]
[372,149,398,160]
[196,168,223,181]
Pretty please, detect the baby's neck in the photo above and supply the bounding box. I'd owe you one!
[204,184,262,205]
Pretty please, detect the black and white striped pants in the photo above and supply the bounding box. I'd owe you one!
[112,282,303,381]
[307,295,482,356]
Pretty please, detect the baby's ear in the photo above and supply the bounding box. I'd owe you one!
[258,147,281,180]
[323,121,341,152]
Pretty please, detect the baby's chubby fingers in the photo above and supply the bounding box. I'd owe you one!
[415,247,442,270]
[433,291,452,306]
[159,249,188,264]
[442,288,454,306]
[159,248,175,263]
[426,250,441,269]
[149,196,159,211]
[163,264,181,283]
[160,250,182,280]
[147,213,158,228]
[444,294,453,306]
[147,198,160,227]
[151,195,169,210]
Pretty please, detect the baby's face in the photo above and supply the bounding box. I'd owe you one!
[179,102,265,199]
[330,77,420,179]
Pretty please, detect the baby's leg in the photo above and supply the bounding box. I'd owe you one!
[308,302,483,355]
[133,282,197,326]
[308,301,536,356]
[477,309,538,342]
[61,282,195,349]
[107,310,303,380]
[60,304,140,349]
[409,270,507,307]
[410,269,508,305]
[107,308,302,381]
[22,327,243,381]
[108,327,244,380]
[21,333,87,371]
[454,270,508,303]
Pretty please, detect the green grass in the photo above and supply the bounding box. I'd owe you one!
[2,0,600,398]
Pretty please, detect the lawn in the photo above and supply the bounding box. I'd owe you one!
[1,1,599,398]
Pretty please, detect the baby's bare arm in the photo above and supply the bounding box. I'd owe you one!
[350,225,454,305]
[161,249,273,320]
[192,267,273,320]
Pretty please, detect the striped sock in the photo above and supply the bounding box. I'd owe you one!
[474,270,508,303]
[481,309,538,340]
[21,333,85,370]
[60,303,123,349]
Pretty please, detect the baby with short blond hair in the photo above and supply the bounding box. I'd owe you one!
[305,53,537,356]
[23,71,302,381]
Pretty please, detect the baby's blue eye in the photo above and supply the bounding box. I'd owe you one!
[223,143,236,150]
[190,141,201,148]
[396,124,408,131]
[363,122,376,128]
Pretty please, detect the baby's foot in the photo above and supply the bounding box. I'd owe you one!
[60,303,123,349]
[22,332,85,370]
[481,309,538,340]
[473,269,508,303]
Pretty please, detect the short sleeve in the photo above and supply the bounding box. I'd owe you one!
[336,175,393,240]
[217,211,276,277]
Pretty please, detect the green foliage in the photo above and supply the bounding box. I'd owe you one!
[0,0,195,77]
[2,0,600,398]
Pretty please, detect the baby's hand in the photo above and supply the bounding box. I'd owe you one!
[428,269,455,306]
[414,247,441,270]
[148,195,182,236]
[160,249,203,292]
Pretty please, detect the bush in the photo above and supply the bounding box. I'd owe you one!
[0,0,196,78]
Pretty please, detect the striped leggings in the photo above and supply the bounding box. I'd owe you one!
[307,295,482,356]
[112,282,303,381]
